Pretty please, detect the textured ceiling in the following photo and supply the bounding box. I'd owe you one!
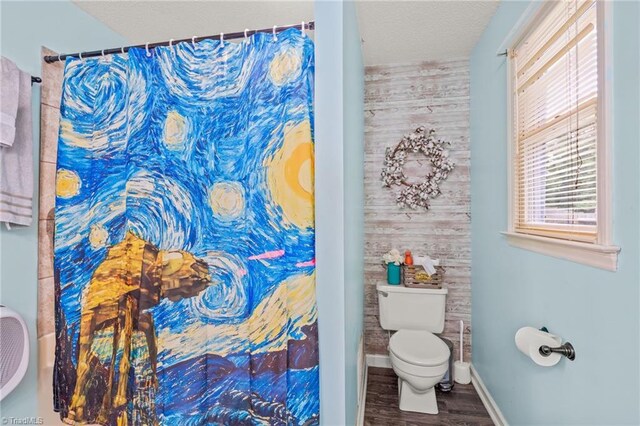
[73,0,498,65]
[72,1,314,46]
[357,0,499,65]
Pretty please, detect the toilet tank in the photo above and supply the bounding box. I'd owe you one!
[377,283,447,333]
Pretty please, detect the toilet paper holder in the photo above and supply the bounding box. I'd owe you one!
[539,342,576,361]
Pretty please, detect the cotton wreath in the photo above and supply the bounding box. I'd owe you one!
[381,127,455,210]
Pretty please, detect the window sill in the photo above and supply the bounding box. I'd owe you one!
[501,231,620,271]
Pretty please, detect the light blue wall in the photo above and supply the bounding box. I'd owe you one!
[315,1,364,423]
[342,1,364,425]
[0,1,126,418]
[314,1,347,424]
[470,2,640,425]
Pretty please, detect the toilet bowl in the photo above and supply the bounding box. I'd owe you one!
[389,329,450,414]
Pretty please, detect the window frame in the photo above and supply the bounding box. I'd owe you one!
[503,0,620,271]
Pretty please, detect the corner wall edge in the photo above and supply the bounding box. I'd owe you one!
[470,364,508,426]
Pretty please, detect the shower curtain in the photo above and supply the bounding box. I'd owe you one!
[53,28,318,426]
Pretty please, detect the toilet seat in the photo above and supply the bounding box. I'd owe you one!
[390,351,448,379]
[389,329,450,367]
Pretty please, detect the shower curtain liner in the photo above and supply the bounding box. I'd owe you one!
[53,28,318,425]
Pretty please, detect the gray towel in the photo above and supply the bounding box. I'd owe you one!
[1,58,20,147]
[0,57,33,226]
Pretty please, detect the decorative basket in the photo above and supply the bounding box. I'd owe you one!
[402,265,445,289]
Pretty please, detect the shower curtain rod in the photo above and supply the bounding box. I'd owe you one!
[43,21,315,64]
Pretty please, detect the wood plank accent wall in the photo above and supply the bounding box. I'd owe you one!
[364,59,472,361]
[37,47,64,338]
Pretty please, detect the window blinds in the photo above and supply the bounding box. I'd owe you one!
[512,0,598,242]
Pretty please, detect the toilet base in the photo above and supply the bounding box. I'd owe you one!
[398,378,439,414]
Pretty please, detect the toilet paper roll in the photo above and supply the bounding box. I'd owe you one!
[515,327,562,367]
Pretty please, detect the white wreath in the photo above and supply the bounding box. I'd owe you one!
[381,127,455,210]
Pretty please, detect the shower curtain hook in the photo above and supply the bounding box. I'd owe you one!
[273,25,278,41]
[244,28,249,41]
[121,47,125,55]
[301,21,305,36]
[101,49,105,57]
[145,42,151,57]
[220,33,224,47]
[57,54,62,62]
[169,39,174,48]
[79,52,83,60]
[192,36,197,48]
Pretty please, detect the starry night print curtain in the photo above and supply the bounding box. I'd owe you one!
[52,28,318,425]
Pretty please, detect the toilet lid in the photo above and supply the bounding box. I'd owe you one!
[389,330,450,367]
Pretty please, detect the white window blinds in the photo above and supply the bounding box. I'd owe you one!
[512,0,598,242]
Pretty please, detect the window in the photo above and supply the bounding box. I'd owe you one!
[505,0,619,270]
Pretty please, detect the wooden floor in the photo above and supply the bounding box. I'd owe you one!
[364,367,494,426]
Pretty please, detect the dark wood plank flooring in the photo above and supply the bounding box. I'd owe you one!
[364,367,494,426]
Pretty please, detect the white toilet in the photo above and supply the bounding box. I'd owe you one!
[377,283,450,414]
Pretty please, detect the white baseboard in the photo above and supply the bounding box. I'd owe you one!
[357,353,391,425]
[356,347,367,425]
[356,336,367,426]
[470,364,508,426]
[365,353,392,369]
[357,336,364,402]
